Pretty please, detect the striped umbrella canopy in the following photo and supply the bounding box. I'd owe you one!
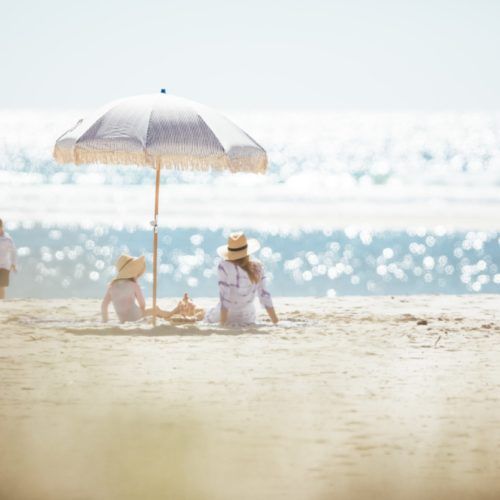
[54,91,267,172]
[53,90,267,324]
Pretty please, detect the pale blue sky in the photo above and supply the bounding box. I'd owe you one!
[1,0,499,109]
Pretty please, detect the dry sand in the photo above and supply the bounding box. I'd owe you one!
[1,295,499,500]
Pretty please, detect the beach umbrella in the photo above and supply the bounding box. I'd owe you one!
[53,90,267,324]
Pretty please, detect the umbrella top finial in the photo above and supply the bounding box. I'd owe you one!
[160,88,166,94]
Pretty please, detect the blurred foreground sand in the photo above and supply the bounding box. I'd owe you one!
[1,295,499,500]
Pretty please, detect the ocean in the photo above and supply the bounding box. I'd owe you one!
[1,110,499,298]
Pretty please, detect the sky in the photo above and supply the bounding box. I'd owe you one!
[1,0,499,110]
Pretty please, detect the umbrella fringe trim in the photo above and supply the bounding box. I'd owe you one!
[53,147,267,173]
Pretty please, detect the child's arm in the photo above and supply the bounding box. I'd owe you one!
[101,286,111,322]
[134,282,146,314]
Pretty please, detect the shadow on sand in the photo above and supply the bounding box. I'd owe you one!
[62,323,272,337]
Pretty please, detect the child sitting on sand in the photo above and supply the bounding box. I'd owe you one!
[101,254,204,323]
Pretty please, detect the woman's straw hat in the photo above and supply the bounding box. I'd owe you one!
[113,254,146,281]
[217,232,260,261]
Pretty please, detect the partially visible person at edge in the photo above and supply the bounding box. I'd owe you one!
[101,254,204,323]
[205,232,279,326]
[0,219,17,300]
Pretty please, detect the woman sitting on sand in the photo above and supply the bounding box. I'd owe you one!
[205,232,278,326]
[101,254,203,323]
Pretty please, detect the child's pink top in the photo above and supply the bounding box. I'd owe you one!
[102,280,146,323]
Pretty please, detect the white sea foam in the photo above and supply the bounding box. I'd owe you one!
[1,109,499,231]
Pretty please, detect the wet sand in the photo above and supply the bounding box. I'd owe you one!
[1,295,499,499]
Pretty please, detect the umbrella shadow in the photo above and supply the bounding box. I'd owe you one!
[63,323,273,337]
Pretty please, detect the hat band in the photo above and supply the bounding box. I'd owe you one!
[228,244,248,252]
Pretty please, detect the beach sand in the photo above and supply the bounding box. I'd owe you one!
[1,295,499,500]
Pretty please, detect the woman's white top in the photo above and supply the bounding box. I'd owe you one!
[205,260,274,326]
[102,280,145,323]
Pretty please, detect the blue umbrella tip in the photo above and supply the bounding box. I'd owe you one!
[160,88,166,94]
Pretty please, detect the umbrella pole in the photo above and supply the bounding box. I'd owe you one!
[152,159,161,326]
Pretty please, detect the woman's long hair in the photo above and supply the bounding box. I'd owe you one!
[232,256,261,284]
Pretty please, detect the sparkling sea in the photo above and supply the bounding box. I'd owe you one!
[1,110,499,298]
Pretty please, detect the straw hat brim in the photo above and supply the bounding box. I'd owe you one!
[217,238,260,261]
[113,256,146,281]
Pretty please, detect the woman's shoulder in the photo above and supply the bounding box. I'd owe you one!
[254,261,265,280]
[218,259,233,273]
[253,258,263,269]
[250,258,263,272]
